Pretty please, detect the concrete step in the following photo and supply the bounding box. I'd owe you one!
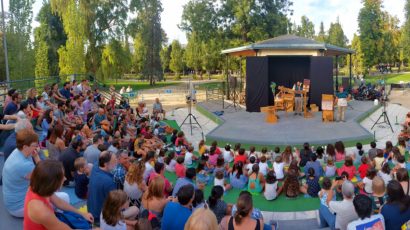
[277,218,322,230]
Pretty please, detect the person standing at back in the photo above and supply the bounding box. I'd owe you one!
[293,81,303,116]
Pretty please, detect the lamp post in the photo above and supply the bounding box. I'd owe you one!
[1,0,10,86]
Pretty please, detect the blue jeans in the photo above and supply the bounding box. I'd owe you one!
[319,204,335,230]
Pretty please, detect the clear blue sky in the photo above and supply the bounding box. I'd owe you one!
[5,0,406,45]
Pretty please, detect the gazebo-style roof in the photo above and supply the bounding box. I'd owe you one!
[221,34,354,57]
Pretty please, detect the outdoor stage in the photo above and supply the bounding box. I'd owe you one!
[201,100,378,149]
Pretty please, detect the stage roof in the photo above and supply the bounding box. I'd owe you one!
[221,35,355,57]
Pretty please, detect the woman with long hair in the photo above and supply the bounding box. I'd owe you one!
[281,146,294,166]
[124,161,147,205]
[101,190,137,230]
[381,180,410,229]
[334,141,346,162]
[220,192,264,230]
[24,160,93,229]
[208,186,229,223]
[326,144,336,162]
[141,176,171,220]
[51,83,66,103]
[46,124,66,160]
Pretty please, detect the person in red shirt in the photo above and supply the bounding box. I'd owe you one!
[234,148,247,164]
[107,95,116,111]
[337,156,357,180]
[358,156,370,179]
[175,156,186,178]
[211,141,222,155]
[148,162,172,196]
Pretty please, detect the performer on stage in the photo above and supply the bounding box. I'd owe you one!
[293,81,303,116]
[335,86,350,122]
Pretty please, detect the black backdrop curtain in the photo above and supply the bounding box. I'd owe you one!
[245,56,333,112]
[246,57,269,112]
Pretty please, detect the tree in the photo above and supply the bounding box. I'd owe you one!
[296,16,315,39]
[202,38,222,77]
[327,17,348,67]
[327,17,348,47]
[160,45,171,74]
[101,39,129,82]
[7,0,36,80]
[316,22,326,42]
[380,12,401,66]
[358,0,384,73]
[350,34,365,76]
[130,0,164,85]
[50,0,87,76]
[401,0,410,64]
[34,1,67,76]
[84,0,129,74]
[220,0,292,43]
[184,32,203,77]
[169,40,184,76]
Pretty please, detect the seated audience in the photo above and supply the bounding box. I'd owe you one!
[347,194,385,230]
[381,180,410,230]
[162,184,195,230]
[74,157,90,199]
[172,168,199,197]
[2,130,41,217]
[24,160,93,229]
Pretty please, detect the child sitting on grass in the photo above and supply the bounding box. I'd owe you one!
[358,156,370,179]
[324,159,336,177]
[318,177,334,207]
[214,170,231,191]
[222,144,234,163]
[258,156,270,176]
[209,146,219,167]
[273,156,285,180]
[300,168,321,197]
[264,171,282,200]
[197,160,210,186]
[259,147,270,162]
[74,157,90,199]
[234,148,247,164]
[246,156,257,174]
[283,168,300,198]
[165,151,177,172]
[248,164,265,194]
[214,157,228,177]
[175,156,186,178]
[360,168,377,195]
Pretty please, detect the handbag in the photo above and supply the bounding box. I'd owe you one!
[55,211,92,229]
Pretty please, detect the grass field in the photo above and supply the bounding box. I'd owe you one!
[103,80,179,91]
[364,73,410,84]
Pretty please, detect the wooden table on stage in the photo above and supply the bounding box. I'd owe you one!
[261,106,278,123]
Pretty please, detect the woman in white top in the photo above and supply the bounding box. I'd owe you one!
[124,162,147,202]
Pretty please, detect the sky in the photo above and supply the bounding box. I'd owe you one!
[4,0,407,45]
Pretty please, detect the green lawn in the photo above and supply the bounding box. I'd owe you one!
[364,73,410,84]
[102,80,179,91]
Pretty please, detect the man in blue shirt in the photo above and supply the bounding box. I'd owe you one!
[172,168,198,197]
[4,92,22,115]
[162,184,194,230]
[87,151,118,221]
[59,82,71,99]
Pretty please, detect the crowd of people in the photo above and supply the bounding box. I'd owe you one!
[1,80,410,230]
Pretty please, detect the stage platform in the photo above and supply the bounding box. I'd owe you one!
[201,100,378,149]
